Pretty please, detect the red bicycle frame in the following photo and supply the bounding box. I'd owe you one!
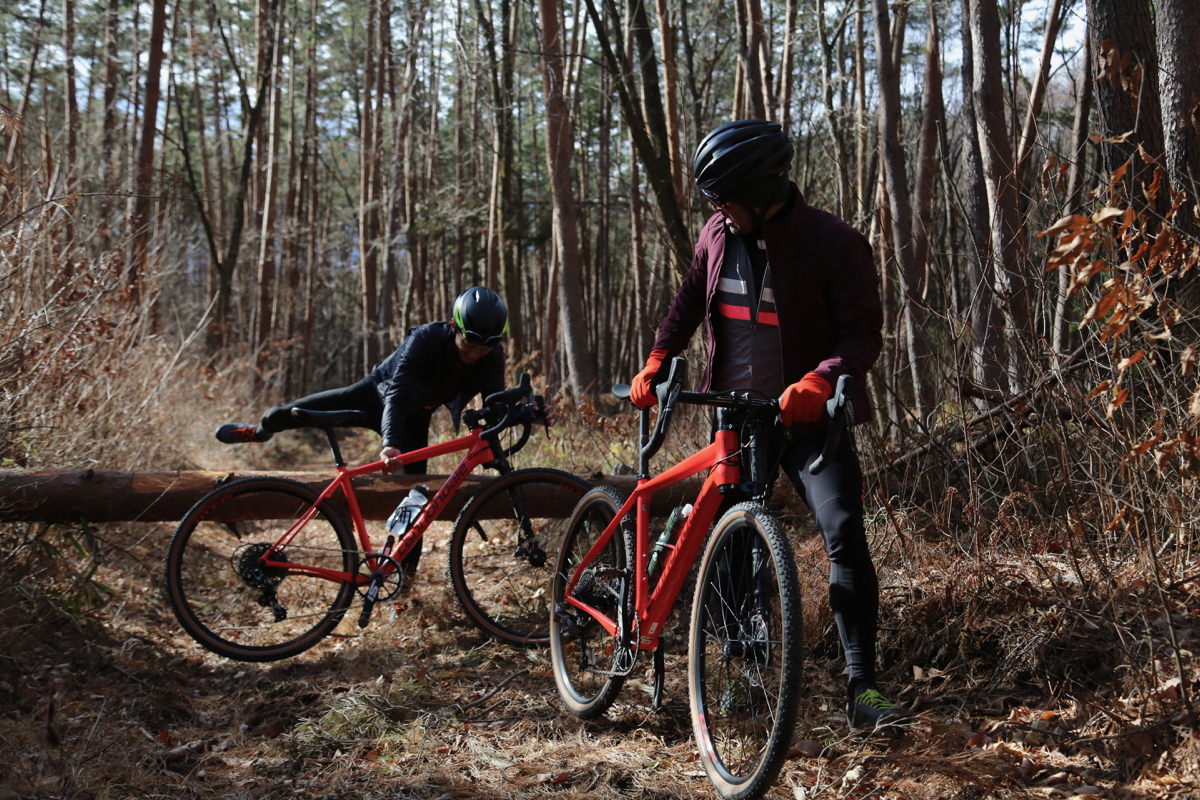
[564,427,745,653]
[259,427,502,585]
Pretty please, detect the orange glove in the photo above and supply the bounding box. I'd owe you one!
[780,372,833,426]
[630,349,669,408]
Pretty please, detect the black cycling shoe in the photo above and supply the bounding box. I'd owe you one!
[215,423,273,444]
[846,688,908,729]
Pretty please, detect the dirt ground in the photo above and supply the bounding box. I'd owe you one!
[2,510,1199,800]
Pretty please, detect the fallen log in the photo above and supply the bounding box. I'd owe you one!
[0,469,691,524]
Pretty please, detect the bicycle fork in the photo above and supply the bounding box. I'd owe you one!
[506,486,546,568]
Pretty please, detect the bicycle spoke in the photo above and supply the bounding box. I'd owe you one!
[448,470,588,645]
[690,503,802,800]
[165,478,358,662]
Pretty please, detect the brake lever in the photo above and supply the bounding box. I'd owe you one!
[808,375,852,476]
[535,395,552,438]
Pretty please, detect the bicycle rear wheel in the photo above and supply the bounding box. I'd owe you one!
[688,502,802,800]
[447,468,589,645]
[163,477,359,662]
[549,486,632,718]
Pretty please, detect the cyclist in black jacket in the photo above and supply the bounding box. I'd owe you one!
[217,286,508,477]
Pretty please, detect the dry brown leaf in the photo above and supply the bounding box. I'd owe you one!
[789,739,823,758]
[1085,381,1111,402]
[1117,351,1144,372]
[1188,385,1200,417]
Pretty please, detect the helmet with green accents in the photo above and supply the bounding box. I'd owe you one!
[453,286,508,346]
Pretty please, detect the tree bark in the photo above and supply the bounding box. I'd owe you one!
[358,0,380,371]
[1014,0,1063,187]
[734,0,765,119]
[969,0,1031,390]
[61,0,79,196]
[818,0,853,219]
[1054,34,1093,356]
[1086,0,1165,210]
[97,0,120,249]
[1157,0,1200,230]
[254,0,287,379]
[128,0,169,301]
[583,0,690,270]
[653,0,683,206]
[912,7,943,286]
[872,0,933,422]
[958,0,1003,395]
[537,0,597,396]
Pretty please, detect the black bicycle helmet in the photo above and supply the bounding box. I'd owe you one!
[693,119,793,208]
[453,286,509,346]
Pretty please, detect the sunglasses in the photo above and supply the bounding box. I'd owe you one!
[460,329,503,347]
[701,187,731,211]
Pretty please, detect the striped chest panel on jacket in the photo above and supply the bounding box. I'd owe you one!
[711,234,784,396]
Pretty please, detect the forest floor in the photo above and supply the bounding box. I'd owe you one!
[2,430,1200,799]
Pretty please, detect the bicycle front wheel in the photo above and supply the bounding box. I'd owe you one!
[447,469,589,645]
[549,485,632,718]
[163,477,359,662]
[689,502,802,800]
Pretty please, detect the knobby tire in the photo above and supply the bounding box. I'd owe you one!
[163,477,358,662]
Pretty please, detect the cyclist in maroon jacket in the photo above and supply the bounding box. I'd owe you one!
[630,119,902,729]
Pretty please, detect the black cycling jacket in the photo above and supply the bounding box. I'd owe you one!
[370,321,505,449]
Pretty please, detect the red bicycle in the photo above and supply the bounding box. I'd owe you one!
[164,374,589,661]
[550,358,852,800]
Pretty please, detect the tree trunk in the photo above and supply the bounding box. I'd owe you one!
[98,0,120,249]
[653,0,683,206]
[254,0,287,381]
[128,0,168,302]
[818,0,853,218]
[912,7,943,286]
[969,0,1031,391]
[734,0,765,119]
[1054,34,1093,356]
[872,0,933,422]
[1157,0,1200,232]
[538,0,595,395]
[1086,0,1165,210]
[958,0,1003,395]
[583,0,690,270]
[358,0,380,371]
[0,469,659,523]
[61,0,79,197]
[778,0,798,133]
[1014,0,1063,187]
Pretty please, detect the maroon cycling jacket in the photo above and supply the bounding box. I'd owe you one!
[652,187,883,431]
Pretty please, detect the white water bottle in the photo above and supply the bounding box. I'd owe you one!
[386,486,430,536]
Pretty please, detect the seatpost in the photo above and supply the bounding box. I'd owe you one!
[324,428,346,468]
